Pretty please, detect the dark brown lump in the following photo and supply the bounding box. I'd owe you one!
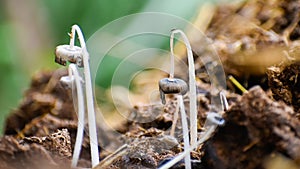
[203,86,300,169]
[267,62,300,113]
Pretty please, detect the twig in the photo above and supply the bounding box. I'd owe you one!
[228,75,248,93]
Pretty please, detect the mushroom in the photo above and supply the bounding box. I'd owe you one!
[55,25,99,167]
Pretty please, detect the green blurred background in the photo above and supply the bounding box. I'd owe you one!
[0,0,224,134]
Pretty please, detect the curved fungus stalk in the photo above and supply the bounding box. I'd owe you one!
[60,64,85,167]
[158,124,217,169]
[159,29,229,169]
[159,96,227,169]
[170,29,198,147]
[178,95,192,169]
[220,91,229,111]
[55,25,100,167]
[158,29,194,169]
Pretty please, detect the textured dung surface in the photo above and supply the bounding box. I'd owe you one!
[203,86,300,169]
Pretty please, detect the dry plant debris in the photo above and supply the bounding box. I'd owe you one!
[203,86,300,169]
[0,129,72,169]
[2,69,92,168]
[267,62,300,113]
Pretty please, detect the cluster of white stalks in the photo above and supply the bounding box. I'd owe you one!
[54,25,227,169]
[158,29,228,169]
[55,25,99,168]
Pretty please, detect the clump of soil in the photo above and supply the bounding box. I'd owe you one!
[267,62,300,113]
[2,69,92,168]
[5,69,76,136]
[203,86,300,169]
[0,129,72,169]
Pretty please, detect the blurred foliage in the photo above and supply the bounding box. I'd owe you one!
[0,0,209,134]
[0,24,26,135]
[42,0,147,43]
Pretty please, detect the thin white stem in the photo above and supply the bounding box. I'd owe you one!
[69,26,75,49]
[171,29,197,147]
[169,32,175,79]
[159,125,217,169]
[178,95,191,169]
[71,25,87,49]
[220,91,228,111]
[71,24,99,167]
[68,64,85,168]
[170,99,179,137]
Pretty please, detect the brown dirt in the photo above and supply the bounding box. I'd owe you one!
[267,62,300,113]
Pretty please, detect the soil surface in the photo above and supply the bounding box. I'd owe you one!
[1,0,300,168]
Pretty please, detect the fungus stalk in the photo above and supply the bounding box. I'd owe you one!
[178,95,191,169]
[159,29,193,168]
[170,100,179,137]
[159,91,228,169]
[158,82,191,169]
[170,29,198,147]
[55,25,99,167]
[160,29,228,169]
[220,91,229,111]
[158,125,216,169]
[69,25,99,167]
[169,31,175,79]
[65,64,85,167]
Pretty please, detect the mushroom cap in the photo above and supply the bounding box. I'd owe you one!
[159,78,188,95]
[55,45,83,67]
